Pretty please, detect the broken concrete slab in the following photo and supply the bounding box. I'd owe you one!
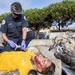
[28,39,55,47]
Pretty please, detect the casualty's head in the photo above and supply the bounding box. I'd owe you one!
[11,2,22,18]
[31,55,56,75]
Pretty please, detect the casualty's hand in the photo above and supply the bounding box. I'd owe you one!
[21,40,26,51]
[7,40,16,48]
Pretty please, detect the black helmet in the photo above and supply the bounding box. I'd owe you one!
[11,2,22,14]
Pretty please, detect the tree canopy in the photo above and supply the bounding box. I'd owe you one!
[0,0,75,32]
[44,0,75,31]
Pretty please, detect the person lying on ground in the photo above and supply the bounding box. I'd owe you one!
[0,46,56,75]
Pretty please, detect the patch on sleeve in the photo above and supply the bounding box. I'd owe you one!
[2,20,6,25]
[24,16,27,20]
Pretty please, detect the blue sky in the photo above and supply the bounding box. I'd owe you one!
[0,0,75,27]
[0,0,62,15]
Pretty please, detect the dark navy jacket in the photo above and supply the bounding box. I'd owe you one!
[1,14,29,38]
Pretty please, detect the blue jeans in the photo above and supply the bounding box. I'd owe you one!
[3,31,35,51]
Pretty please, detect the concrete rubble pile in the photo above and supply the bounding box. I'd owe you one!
[55,31,75,56]
[53,31,75,75]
